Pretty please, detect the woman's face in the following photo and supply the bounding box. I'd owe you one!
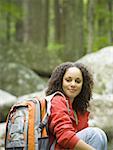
[62,67,83,103]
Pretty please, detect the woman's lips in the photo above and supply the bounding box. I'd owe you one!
[69,89,77,93]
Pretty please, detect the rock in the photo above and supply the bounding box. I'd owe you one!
[89,93,113,145]
[17,88,46,101]
[0,122,5,149]
[0,89,17,122]
[89,93,113,129]
[77,46,113,94]
[0,89,17,106]
[0,44,62,74]
[0,62,46,96]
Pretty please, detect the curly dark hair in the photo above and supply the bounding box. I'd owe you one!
[46,62,94,114]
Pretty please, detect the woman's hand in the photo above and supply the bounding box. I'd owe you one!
[74,140,96,150]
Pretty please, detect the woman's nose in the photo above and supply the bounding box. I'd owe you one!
[71,81,76,87]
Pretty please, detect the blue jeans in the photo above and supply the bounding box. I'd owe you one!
[76,127,107,150]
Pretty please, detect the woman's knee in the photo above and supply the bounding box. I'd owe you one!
[87,127,107,148]
[84,127,107,150]
[91,127,107,143]
[76,127,107,149]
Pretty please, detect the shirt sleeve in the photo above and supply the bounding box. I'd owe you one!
[48,95,80,149]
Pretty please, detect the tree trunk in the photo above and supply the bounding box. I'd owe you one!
[15,0,24,42]
[108,0,113,43]
[54,0,64,44]
[87,0,96,53]
[97,0,107,37]
[54,0,84,61]
[22,0,49,48]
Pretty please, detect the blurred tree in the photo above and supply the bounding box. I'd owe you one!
[15,0,24,42]
[54,0,64,44]
[108,0,113,43]
[0,0,113,63]
[22,0,49,47]
[53,0,84,61]
[93,0,110,50]
[87,0,96,53]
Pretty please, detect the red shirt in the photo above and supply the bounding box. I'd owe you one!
[48,95,89,150]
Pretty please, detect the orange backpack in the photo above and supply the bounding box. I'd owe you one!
[5,92,63,150]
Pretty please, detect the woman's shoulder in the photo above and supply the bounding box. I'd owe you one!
[51,93,68,109]
[50,91,65,100]
[52,94,66,103]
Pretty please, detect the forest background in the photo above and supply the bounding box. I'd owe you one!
[0,0,113,67]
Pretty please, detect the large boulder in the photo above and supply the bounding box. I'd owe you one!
[0,62,46,96]
[0,89,17,122]
[89,93,113,147]
[0,122,6,149]
[0,44,62,74]
[0,89,17,106]
[89,93,113,129]
[77,46,113,94]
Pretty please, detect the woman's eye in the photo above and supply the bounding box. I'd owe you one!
[66,79,71,82]
[75,79,81,83]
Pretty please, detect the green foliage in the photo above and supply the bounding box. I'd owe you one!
[0,0,113,60]
[96,6,109,20]
[47,42,64,55]
[93,37,111,52]
[0,1,23,44]
[83,0,88,4]
[0,1,23,20]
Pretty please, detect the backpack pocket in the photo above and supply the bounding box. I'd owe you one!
[6,107,28,149]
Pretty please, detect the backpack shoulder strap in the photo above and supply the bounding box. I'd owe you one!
[45,91,65,115]
[45,91,65,102]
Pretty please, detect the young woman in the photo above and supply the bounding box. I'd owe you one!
[46,62,107,150]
